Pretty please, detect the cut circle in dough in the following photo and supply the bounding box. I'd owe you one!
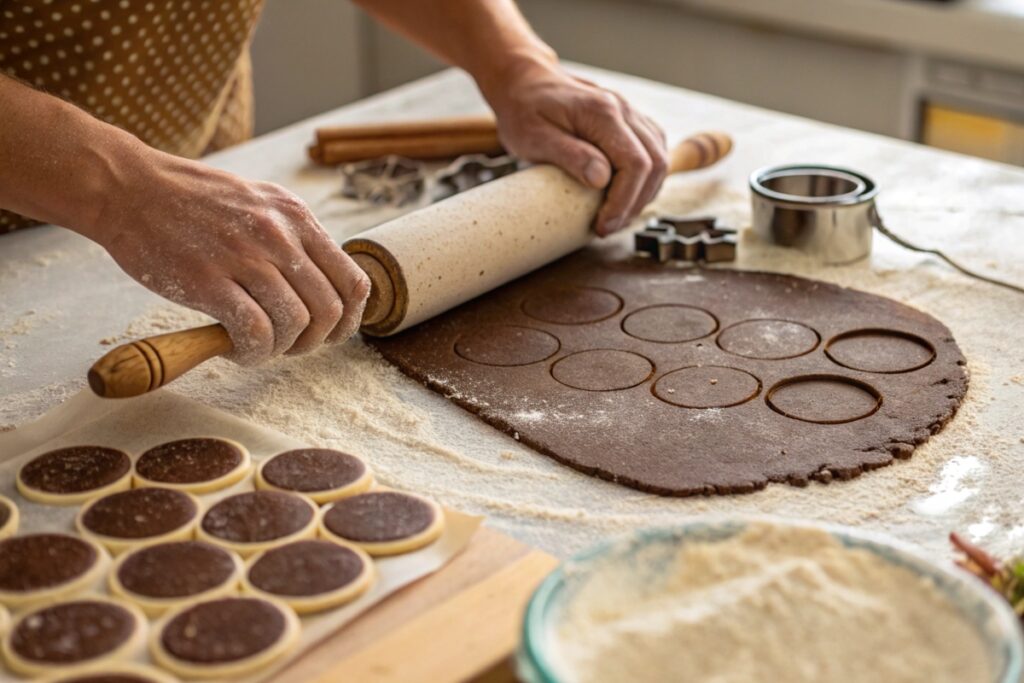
[110,540,244,618]
[17,446,132,506]
[256,448,373,504]
[2,596,146,678]
[319,491,445,556]
[77,487,201,556]
[243,539,375,614]
[197,490,318,558]
[0,493,19,539]
[40,662,179,683]
[133,437,251,494]
[0,534,108,609]
[150,596,300,680]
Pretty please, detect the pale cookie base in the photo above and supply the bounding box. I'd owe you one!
[319,494,446,556]
[0,606,8,636]
[241,544,376,614]
[109,546,245,618]
[150,597,301,680]
[16,468,132,507]
[255,456,374,504]
[0,494,19,539]
[132,437,252,494]
[196,495,320,558]
[41,662,178,683]
[1,596,147,678]
[0,538,109,610]
[76,491,202,556]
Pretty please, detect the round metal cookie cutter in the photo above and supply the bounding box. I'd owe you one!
[750,164,879,265]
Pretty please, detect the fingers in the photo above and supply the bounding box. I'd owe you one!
[616,99,668,209]
[275,251,344,355]
[302,228,371,344]
[206,278,275,366]
[514,127,612,190]
[583,94,654,236]
[236,263,309,358]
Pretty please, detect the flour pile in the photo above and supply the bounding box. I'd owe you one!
[554,523,993,683]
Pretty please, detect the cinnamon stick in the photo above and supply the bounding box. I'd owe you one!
[313,130,503,165]
[315,115,497,147]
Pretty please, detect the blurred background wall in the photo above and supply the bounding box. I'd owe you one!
[250,0,1024,165]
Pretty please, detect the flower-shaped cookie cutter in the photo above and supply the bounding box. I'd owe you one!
[339,155,426,207]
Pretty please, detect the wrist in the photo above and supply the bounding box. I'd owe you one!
[475,43,560,109]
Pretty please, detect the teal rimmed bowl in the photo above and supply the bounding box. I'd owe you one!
[517,517,1024,683]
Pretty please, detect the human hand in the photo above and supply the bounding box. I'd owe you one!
[481,58,668,236]
[95,149,370,365]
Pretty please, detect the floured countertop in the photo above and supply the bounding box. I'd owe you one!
[2,66,1024,560]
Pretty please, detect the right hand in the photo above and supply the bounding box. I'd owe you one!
[96,147,371,365]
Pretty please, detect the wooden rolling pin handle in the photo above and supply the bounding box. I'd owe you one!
[88,323,233,398]
[668,131,733,174]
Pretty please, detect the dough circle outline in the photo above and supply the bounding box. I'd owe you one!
[76,488,202,556]
[621,304,719,343]
[716,318,820,360]
[197,491,320,558]
[17,446,132,506]
[0,494,19,540]
[133,437,252,494]
[319,490,445,556]
[454,324,561,367]
[653,365,762,409]
[520,286,624,325]
[550,349,655,392]
[0,534,109,610]
[256,449,374,505]
[825,328,936,374]
[766,374,882,424]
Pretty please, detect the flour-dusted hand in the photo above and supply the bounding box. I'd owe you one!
[481,58,668,237]
[95,148,371,365]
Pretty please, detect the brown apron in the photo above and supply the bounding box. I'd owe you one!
[0,0,265,232]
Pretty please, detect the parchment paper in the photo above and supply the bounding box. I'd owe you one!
[0,389,482,681]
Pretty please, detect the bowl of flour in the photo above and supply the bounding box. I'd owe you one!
[517,518,1023,683]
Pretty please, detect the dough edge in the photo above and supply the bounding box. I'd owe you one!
[132,437,252,494]
[0,493,19,539]
[195,493,320,558]
[76,490,203,556]
[254,453,374,504]
[0,536,110,610]
[319,493,446,556]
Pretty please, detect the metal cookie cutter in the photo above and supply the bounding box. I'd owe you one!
[339,155,426,207]
[433,154,522,202]
[749,164,877,265]
[634,215,738,263]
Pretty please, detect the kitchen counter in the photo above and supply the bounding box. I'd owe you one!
[3,65,1024,562]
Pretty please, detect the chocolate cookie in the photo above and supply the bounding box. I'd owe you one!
[243,540,374,613]
[257,448,373,503]
[111,540,243,617]
[17,446,131,505]
[368,244,969,496]
[2,597,144,677]
[0,534,105,609]
[320,491,444,556]
[78,487,200,554]
[134,438,250,493]
[151,596,299,679]
[0,493,18,539]
[198,490,317,557]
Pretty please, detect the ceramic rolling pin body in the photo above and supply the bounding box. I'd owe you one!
[88,131,732,397]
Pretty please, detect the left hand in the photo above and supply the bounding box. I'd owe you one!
[481,59,668,236]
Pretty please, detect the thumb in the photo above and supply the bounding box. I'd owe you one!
[528,131,612,190]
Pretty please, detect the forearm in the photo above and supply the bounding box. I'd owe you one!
[0,73,146,242]
[350,0,556,99]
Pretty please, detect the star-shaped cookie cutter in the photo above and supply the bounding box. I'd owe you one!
[339,155,426,207]
[433,154,522,202]
[634,215,738,263]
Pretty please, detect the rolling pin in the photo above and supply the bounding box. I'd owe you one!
[88,131,733,398]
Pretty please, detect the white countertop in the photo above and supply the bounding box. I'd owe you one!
[3,66,1024,560]
[665,0,1024,70]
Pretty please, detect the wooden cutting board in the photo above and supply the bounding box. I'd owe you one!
[274,527,559,682]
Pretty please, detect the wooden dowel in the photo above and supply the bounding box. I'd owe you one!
[315,131,503,165]
[668,131,733,174]
[315,116,496,147]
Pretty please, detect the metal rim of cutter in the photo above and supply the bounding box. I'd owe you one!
[750,164,878,208]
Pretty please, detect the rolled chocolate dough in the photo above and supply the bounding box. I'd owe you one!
[369,245,968,496]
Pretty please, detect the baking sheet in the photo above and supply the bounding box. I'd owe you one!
[0,389,482,681]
